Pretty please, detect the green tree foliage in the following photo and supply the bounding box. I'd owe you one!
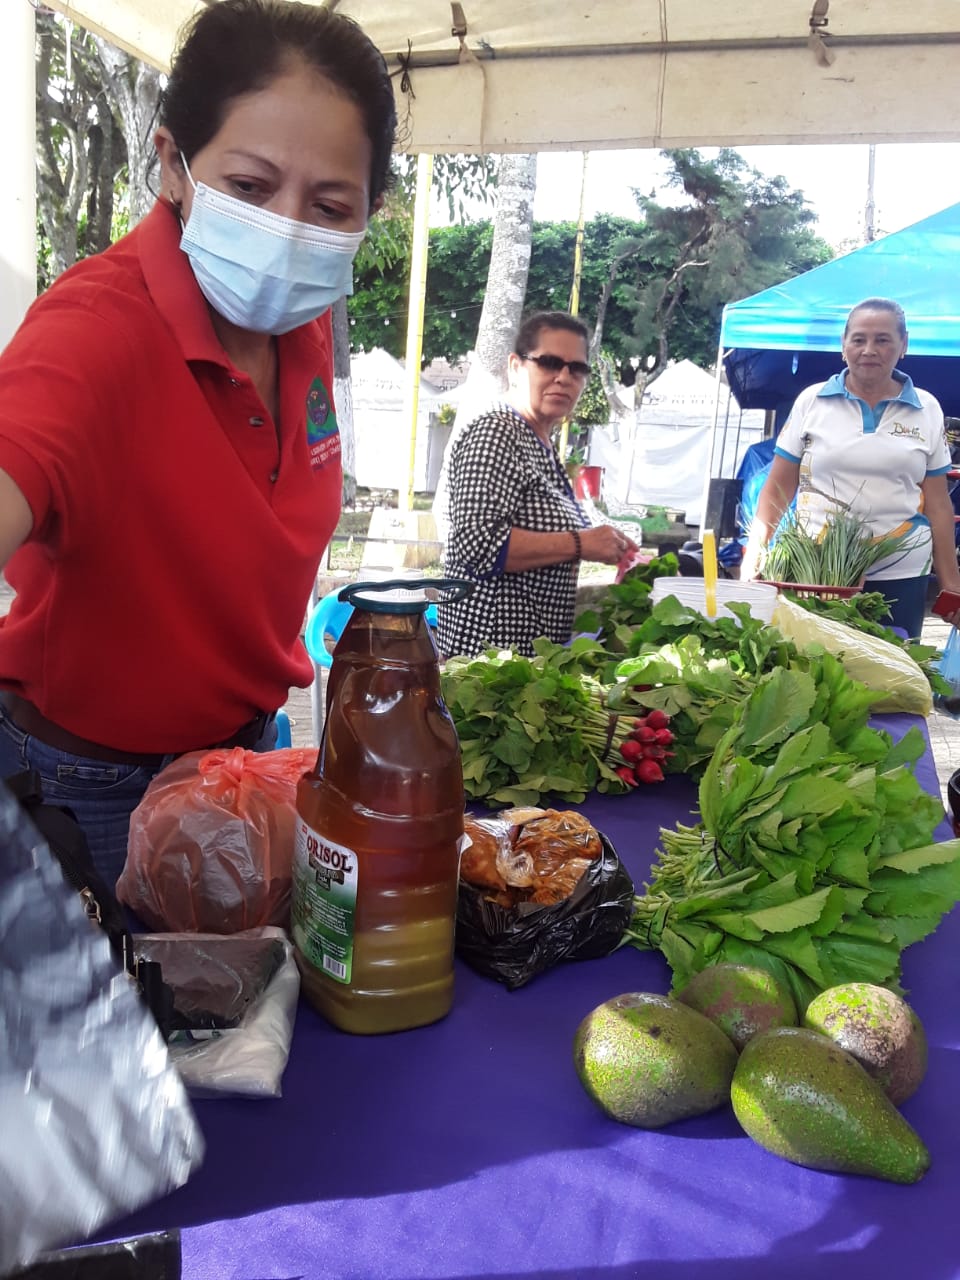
[619,149,831,386]
[350,150,831,385]
[350,214,644,368]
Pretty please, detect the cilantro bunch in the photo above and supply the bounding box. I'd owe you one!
[440,637,638,807]
[626,659,960,1013]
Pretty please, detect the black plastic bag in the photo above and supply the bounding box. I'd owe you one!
[455,833,634,989]
[12,1231,181,1279]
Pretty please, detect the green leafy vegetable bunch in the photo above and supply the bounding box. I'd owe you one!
[762,508,920,588]
[605,597,806,776]
[440,637,638,807]
[573,552,679,652]
[626,659,960,1013]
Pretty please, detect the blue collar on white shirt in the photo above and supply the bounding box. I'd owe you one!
[817,368,921,432]
[818,368,922,409]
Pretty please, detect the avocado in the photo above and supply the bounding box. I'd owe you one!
[732,1027,930,1184]
[676,963,797,1051]
[803,982,928,1104]
[573,992,738,1129]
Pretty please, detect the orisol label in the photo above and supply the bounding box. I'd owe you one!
[291,820,359,984]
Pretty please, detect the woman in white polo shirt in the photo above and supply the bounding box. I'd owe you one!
[741,297,960,638]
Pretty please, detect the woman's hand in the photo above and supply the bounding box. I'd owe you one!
[922,474,960,626]
[739,537,764,582]
[580,524,639,566]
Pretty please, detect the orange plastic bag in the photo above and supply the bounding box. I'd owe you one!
[118,746,318,934]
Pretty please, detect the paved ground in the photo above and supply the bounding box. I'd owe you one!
[2,575,958,809]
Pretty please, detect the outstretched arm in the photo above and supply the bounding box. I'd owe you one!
[0,469,33,570]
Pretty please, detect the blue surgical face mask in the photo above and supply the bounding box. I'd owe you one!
[178,155,366,335]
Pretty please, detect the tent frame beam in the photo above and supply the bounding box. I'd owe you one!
[388,30,960,71]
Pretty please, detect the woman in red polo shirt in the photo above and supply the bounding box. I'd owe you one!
[0,0,396,886]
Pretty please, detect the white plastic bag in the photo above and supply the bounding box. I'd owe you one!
[772,595,933,715]
[133,927,300,1098]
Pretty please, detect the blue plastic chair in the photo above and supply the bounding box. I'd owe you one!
[274,709,292,748]
[304,587,439,669]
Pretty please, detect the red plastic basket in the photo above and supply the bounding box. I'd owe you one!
[759,579,864,602]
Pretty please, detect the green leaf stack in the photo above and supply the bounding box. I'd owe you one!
[627,659,960,1012]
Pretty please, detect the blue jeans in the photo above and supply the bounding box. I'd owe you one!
[862,574,929,641]
[0,707,278,892]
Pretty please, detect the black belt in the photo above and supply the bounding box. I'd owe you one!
[0,691,276,766]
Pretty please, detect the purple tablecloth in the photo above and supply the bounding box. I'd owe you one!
[99,714,959,1279]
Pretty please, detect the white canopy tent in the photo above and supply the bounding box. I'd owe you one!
[6,3,960,411]
[350,347,450,491]
[8,2,960,347]
[36,2,960,152]
[588,360,765,525]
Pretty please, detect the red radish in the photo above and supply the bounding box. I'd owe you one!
[620,739,644,763]
[636,758,664,784]
[654,728,674,746]
[644,709,670,730]
[634,726,657,744]
[615,764,639,788]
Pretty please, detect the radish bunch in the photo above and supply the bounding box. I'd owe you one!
[614,708,675,787]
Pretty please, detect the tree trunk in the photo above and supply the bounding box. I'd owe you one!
[433,153,538,536]
[472,152,538,393]
[93,38,162,226]
[35,13,87,278]
[331,296,356,507]
[591,242,642,421]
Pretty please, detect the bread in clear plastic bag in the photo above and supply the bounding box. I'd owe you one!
[457,808,634,988]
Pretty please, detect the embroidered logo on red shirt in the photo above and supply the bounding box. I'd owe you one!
[306,375,340,470]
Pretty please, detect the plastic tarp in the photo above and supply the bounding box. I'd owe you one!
[720,202,960,418]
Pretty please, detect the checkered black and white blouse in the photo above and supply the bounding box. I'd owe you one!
[436,402,588,658]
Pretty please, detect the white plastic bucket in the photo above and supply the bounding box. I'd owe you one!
[650,576,778,624]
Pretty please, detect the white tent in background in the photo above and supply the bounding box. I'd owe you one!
[587,360,765,526]
[350,348,449,493]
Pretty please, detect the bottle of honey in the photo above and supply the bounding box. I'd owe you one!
[292,579,470,1033]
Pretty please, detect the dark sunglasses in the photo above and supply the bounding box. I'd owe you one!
[519,352,592,379]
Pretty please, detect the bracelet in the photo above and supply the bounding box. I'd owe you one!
[569,529,582,562]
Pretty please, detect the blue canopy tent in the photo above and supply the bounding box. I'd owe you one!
[719,202,960,421]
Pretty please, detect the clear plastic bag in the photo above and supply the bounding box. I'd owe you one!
[772,594,933,715]
[935,627,960,718]
[133,927,300,1098]
[118,746,317,933]
[0,779,203,1274]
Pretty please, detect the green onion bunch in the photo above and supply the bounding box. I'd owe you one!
[761,509,920,588]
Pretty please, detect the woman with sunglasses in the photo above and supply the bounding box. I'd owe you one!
[436,310,638,658]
